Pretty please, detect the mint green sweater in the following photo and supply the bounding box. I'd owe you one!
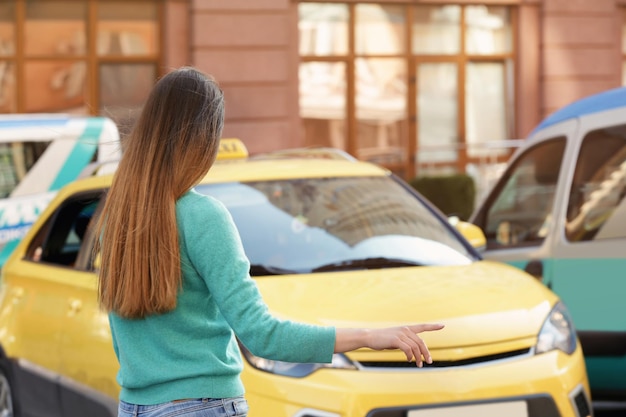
[109,189,336,405]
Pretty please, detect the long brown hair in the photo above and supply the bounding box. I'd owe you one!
[95,67,225,319]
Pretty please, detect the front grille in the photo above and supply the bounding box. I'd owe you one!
[358,348,531,369]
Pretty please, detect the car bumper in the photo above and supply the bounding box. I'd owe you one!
[241,345,591,417]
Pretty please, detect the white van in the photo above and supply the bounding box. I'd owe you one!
[0,114,120,265]
[470,87,626,405]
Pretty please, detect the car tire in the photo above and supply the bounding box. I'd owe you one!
[0,369,14,417]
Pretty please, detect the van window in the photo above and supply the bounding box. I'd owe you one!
[476,138,566,249]
[0,141,49,197]
[565,125,626,242]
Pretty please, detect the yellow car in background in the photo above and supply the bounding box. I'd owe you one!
[0,141,591,417]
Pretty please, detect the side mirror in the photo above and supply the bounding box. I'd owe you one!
[449,216,486,252]
[93,252,101,270]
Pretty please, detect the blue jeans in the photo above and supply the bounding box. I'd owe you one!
[118,397,249,417]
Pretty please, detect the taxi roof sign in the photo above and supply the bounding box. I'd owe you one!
[217,138,248,160]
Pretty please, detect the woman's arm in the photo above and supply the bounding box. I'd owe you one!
[335,324,445,367]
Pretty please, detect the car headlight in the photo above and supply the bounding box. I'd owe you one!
[535,301,577,355]
[240,345,357,377]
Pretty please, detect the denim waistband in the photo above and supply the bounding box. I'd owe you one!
[118,396,247,416]
[118,398,214,414]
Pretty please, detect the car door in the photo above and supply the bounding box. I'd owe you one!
[552,115,626,396]
[16,189,118,416]
[471,119,576,287]
[0,190,107,417]
[0,224,67,417]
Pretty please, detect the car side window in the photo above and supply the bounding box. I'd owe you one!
[565,125,626,242]
[25,190,105,271]
[474,138,566,249]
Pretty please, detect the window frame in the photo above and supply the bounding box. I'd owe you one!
[0,0,163,116]
[298,2,518,179]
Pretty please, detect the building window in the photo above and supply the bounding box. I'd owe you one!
[0,0,161,134]
[298,3,516,179]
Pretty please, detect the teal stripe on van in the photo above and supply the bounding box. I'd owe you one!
[0,239,19,266]
[49,118,104,190]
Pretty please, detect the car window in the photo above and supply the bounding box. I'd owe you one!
[196,176,474,275]
[474,138,566,249]
[565,125,626,242]
[0,141,50,198]
[25,191,104,270]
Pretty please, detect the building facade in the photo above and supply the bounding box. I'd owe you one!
[1,0,625,182]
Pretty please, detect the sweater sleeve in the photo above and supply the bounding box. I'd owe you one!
[179,192,336,364]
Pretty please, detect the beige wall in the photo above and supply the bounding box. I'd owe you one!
[541,0,622,117]
[164,0,191,69]
[190,0,301,154]
[517,1,541,138]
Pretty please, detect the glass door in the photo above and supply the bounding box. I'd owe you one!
[415,61,459,172]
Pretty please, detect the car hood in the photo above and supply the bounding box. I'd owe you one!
[254,260,558,350]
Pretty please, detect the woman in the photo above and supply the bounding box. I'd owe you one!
[96,66,444,417]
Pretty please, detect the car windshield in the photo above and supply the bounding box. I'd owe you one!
[196,176,474,275]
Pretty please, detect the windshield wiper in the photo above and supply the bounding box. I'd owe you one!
[249,264,300,277]
[312,257,423,273]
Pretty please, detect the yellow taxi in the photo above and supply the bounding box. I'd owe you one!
[0,140,592,417]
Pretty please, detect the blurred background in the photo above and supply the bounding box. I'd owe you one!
[1,0,624,210]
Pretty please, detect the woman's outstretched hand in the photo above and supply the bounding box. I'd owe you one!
[335,323,445,367]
